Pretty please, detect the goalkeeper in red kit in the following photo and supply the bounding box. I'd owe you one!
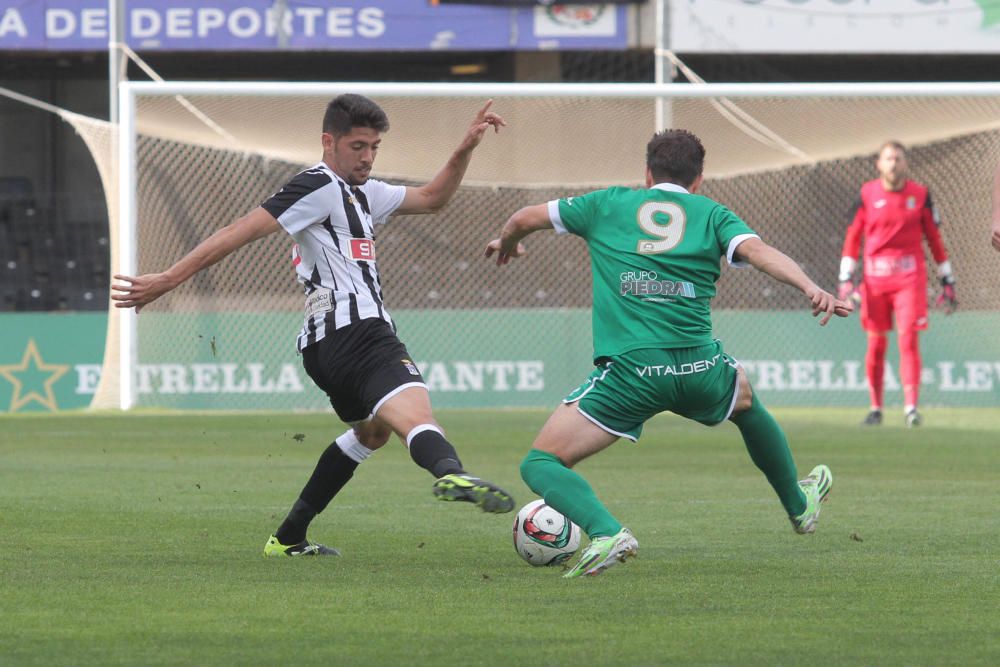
[839,141,956,428]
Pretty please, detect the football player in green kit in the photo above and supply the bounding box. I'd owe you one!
[485,129,853,578]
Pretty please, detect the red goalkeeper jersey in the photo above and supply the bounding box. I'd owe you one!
[842,179,948,284]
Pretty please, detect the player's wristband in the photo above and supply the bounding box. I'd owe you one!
[838,256,857,282]
[937,260,953,284]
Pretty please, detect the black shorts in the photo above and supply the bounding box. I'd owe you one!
[301,318,426,423]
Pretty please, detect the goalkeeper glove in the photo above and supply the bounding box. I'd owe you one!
[935,261,957,314]
[837,256,861,304]
[936,276,957,314]
[838,280,854,301]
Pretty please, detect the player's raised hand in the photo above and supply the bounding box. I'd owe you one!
[460,99,507,152]
[807,286,853,325]
[111,272,176,313]
[484,238,526,265]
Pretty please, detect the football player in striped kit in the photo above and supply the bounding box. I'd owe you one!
[113,94,515,557]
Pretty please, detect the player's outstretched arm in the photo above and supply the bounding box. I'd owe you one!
[484,203,552,265]
[111,207,281,312]
[397,99,506,215]
[735,237,853,325]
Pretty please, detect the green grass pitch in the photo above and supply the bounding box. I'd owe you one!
[2,408,998,666]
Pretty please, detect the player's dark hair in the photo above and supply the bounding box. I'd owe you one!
[646,129,705,188]
[323,94,390,137]
[879,140,906,155]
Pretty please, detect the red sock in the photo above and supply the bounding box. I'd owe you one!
[899,329,921,409]
[866,333,888,409]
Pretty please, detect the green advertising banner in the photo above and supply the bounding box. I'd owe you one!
[2,309,999,413]
[713,310,1000,407]
[0,313,108,413]
[127,308,1000,410]
[131,309,595,411]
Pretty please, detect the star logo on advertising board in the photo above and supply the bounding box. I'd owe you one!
[0,339,70,412]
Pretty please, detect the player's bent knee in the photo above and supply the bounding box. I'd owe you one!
[520,449,561,489]
[353,421,392,450]
[519,453,534,485]
[730,367,754,415]
[898,329,919,349]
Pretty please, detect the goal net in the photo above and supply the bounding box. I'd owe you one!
[95,82,1000,411]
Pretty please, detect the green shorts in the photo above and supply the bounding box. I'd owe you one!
[563,341,740,442]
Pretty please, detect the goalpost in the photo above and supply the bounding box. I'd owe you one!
[99,81,1000,411]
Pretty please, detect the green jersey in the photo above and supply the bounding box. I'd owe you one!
[550,183,758,359]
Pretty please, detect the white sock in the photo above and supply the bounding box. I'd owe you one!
[336,429,374,463]
[405,424,444,448]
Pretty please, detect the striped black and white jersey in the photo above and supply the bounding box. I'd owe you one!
[261,162,406,352]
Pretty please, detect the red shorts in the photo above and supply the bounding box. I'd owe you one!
[860,278,928,334]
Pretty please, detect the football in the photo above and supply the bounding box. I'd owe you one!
[512,499,581,566]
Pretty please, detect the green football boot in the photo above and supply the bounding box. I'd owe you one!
[789,464,833,535]
[432,473,515,513]
[563,527,639,579]
[263,535,340,557]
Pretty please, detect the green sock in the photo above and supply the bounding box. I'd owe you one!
[519,449,622,538]
[730,394,807,517]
